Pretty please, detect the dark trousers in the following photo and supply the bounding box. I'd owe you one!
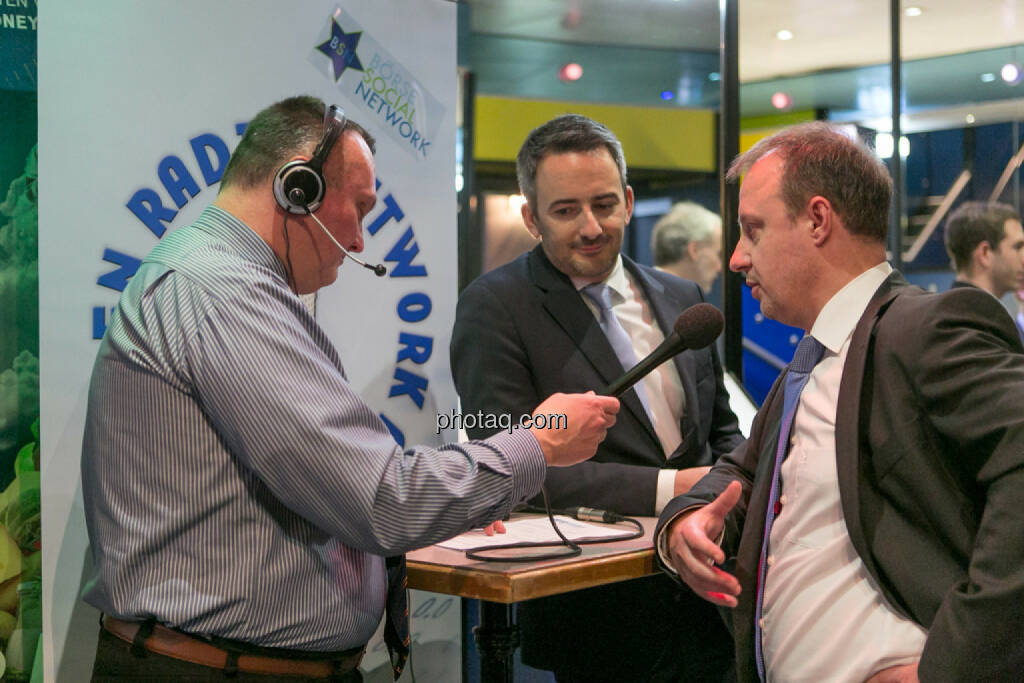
[519,575,735,683]
[90,628,364,683]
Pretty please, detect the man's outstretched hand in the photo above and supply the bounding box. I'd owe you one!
[664,480,743,607]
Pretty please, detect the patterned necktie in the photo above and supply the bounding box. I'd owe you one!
[754,334,825,682]
[383,555,410,680]
[581,283,654,421]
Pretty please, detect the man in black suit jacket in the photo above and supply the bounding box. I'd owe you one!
[451,114,744,682]
[658,122,1024,682]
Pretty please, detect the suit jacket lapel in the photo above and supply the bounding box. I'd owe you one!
[732,375,787,680]
[528,248,660,444]
[835,271,907,587]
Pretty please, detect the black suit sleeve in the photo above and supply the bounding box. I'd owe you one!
[887,291,1024,681]
[451,277,663,515]
[450,279,542,428]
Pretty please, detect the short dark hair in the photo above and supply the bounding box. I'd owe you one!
[220,95,375,191]
[651,201,721,266]
[726,121,892,243]
[516,114,627,208]
[944,201,1022,273]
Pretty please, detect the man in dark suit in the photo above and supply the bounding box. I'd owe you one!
[943,200,1024,298]
[451,114,744,682]
[658,122,1024,682]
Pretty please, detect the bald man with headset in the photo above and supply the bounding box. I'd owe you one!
[80,95,618,681]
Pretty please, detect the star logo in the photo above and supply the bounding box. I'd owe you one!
[316,18,365,82]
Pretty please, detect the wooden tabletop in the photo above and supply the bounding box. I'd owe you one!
[406,516,659,604]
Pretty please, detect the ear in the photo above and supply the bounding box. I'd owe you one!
[974,241,993,269]
[521,201,542,240]
[686,241,702,261]
[806,195,833,247]
[624,185,635,222]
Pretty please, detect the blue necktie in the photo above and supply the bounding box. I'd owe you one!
[383,555,410,680]
[581,283,654,421]
[754,334,825,682]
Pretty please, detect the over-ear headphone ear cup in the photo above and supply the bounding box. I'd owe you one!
[273,160,326,214]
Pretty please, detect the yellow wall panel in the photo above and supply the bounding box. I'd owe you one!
[474,96,716,172]
[739,110,818,153]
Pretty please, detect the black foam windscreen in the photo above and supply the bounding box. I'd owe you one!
[601,303,724,398]
[673,303,724,349]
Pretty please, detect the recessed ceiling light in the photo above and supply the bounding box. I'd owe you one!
[874,134,910,159]
[965,114,976,124]
[776,29,793,41]
[1001,63,1022,85]
[980,72,996,82]
[904,7,923,17]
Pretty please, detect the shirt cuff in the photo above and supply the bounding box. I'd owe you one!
[482,428,546,505]
[655,469,678,516]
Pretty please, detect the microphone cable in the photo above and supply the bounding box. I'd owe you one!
[282,212,297,292]
[464,486,643,563]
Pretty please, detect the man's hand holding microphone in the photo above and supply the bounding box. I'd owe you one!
[529,391,619,466]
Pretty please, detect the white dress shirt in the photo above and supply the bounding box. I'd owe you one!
[574,256,685,513]
[761,262,927,682]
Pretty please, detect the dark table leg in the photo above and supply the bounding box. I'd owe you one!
[473,601,518,683]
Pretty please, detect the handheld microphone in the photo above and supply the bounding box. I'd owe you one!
[601,303,724,397]
[305,210,387,277]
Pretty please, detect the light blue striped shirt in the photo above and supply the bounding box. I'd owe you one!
[81,206,545,651]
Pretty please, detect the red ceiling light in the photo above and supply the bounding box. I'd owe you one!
[561,7,582,29]
[771,91,792,109]
[559,62,583,82]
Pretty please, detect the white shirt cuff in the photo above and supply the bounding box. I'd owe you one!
[655,469,678,515]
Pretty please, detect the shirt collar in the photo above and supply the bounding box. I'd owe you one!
[809,261,893,355]
[571,254,627,297]
[954,279,1002,301]
[192,205,288,280]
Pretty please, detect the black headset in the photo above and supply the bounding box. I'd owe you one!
[272,104,347,214]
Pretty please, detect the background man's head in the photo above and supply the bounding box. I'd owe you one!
[725,122,892,330]
[217,96,378,294]
[651,201,723,292]
[944,200,1024,298]
[515,114,632,284]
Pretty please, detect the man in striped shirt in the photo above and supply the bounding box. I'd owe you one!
[81,96,618,681]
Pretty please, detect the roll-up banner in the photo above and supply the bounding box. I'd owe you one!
[39,2,459,680]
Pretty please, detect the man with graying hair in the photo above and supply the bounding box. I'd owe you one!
[80,96,618,682]
[652,200,723,293]
[657,121,1024,682]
